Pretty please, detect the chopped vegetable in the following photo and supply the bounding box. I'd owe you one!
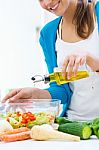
[7,117,20,129]
[21,112,36,125]
[1,111,55,129]
[0,120,13,132]
[0,114,6,119]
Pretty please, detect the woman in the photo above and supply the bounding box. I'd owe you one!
[2,0,99,121]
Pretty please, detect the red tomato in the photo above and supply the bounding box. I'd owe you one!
[6,118,10,122]
[21,119,28,124]
[21,112,36,124]
[16,111,21,117]
[30,116,36,121]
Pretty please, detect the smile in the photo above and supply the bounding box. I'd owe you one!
[50,1,60,11]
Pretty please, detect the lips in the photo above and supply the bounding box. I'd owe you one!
[49,1,60,11]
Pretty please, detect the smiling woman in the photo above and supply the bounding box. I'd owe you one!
[1,0,99,123]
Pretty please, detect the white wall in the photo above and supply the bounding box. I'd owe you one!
[43,10,56,23]
[0,0,48,92]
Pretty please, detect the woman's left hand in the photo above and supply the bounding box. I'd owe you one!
[62,50,89,79]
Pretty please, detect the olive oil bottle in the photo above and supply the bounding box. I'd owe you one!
[54,71,89,84]
[31,68,89,85]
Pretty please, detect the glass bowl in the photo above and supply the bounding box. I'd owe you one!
[0,99,61,128]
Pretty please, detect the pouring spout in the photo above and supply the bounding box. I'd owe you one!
[31,75,44,83]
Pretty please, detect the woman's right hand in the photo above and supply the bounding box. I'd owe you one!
[2,87,51,103]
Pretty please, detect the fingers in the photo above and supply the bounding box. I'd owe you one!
[66,56,75,79]
[73,57,81,77]
[2,90,17,103]
[2,89,22,103]
[62,57,69,77]
[62,55,86,79]
[8,91,23,103]
[80,56,86,66]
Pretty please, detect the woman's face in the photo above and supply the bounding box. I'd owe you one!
[38,0,71,16]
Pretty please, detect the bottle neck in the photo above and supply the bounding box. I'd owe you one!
[44,73,55,83]
[49,73,56,83]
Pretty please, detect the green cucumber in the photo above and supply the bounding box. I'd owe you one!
[58,122,92,140]
[55,117,73,125]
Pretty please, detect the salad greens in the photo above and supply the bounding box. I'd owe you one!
[0,111,55,129]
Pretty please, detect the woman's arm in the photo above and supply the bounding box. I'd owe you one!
[2,88,51,103]
[46,82,72,105]
[87,53,99,72]
[39,27,72,105]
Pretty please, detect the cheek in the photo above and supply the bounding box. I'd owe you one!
[62,0,71,14]
[40,2,47,9]
[65,0,71,8]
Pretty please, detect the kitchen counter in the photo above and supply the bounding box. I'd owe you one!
[0,136,99,150]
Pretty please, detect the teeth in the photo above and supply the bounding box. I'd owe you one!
[51,3,59,10]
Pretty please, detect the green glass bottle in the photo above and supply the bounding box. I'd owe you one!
[31,68,89,85]
[54,71,89,84]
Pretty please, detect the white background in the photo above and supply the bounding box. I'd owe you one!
[0,0,50,99]
[0,0,57,99]
[0,0,49,96]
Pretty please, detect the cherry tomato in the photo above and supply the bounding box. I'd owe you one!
[21,112,36,124]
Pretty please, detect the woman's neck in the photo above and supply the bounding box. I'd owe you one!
[63,0,77,25]
[60,0,83,42]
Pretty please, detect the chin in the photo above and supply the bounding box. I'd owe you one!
[52,11,65,17]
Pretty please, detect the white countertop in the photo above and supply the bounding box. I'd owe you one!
[0,136,99,150]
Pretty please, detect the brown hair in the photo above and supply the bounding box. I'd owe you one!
[73,0,96,39]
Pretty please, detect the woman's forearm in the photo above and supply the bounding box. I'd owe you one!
[87,53,99,72]
[33,88,52,100]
